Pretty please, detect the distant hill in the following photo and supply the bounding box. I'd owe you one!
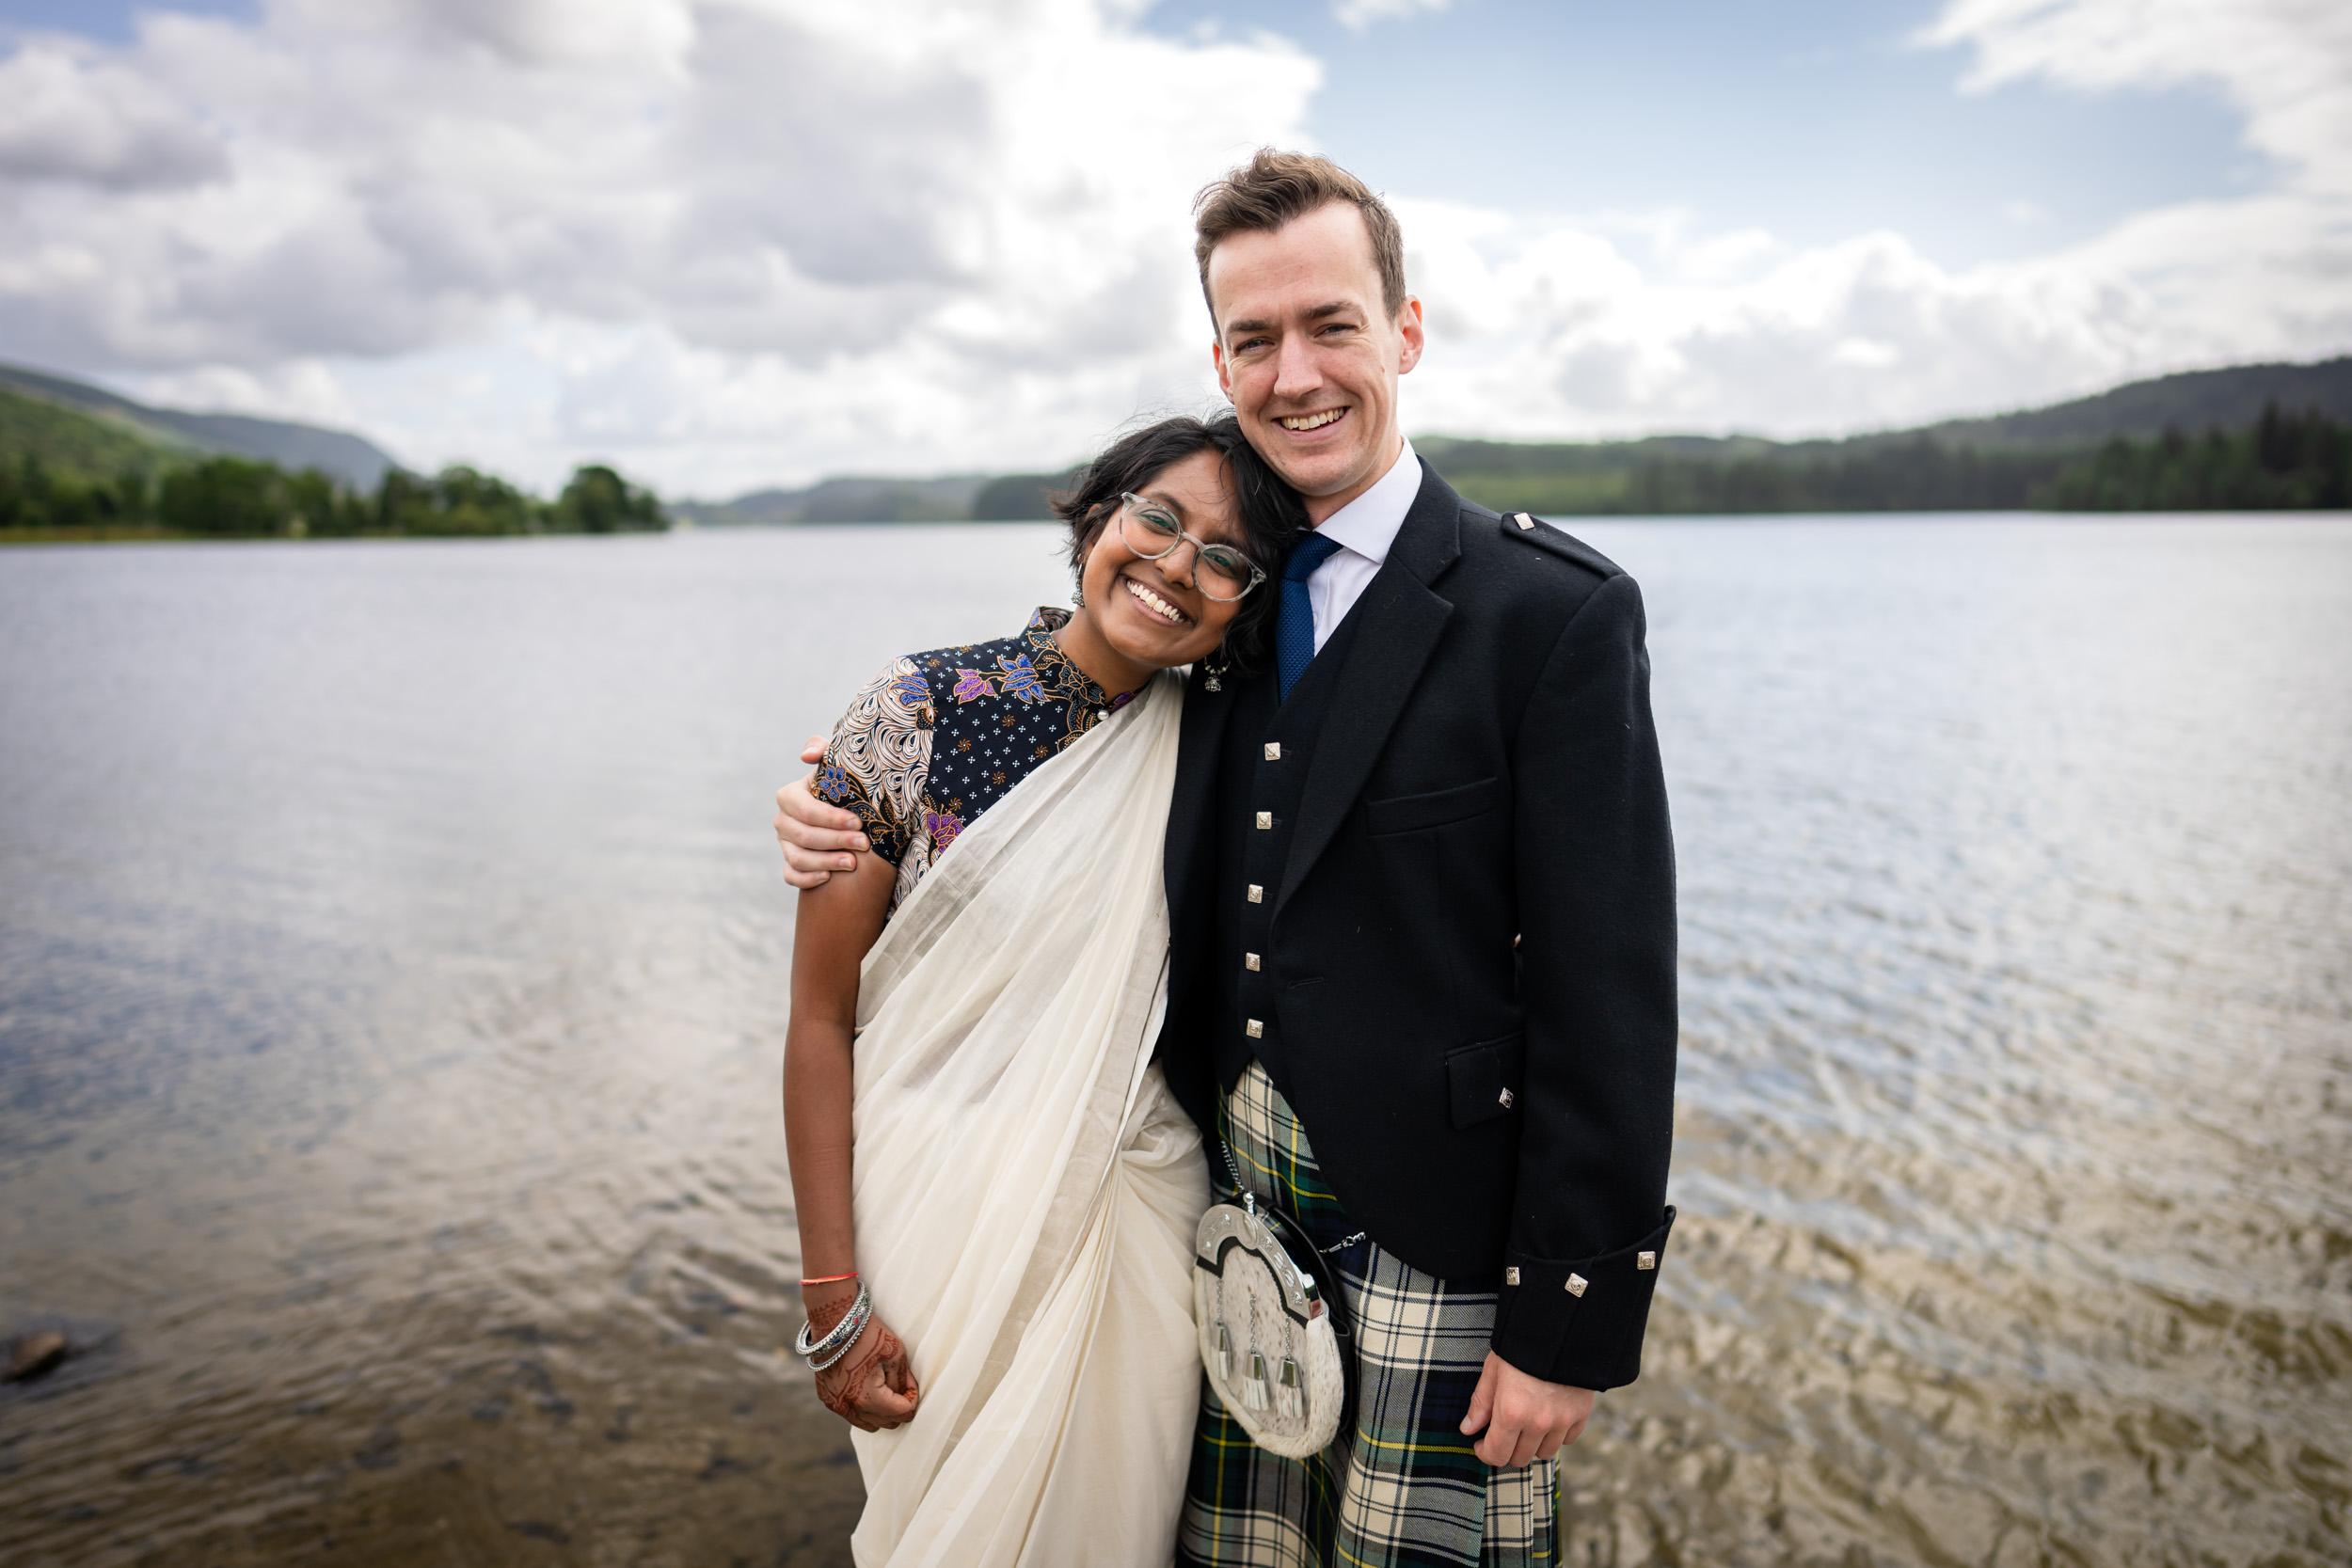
[0,361,398,490]
[1422,356,2352,475]
[0,382,198,479]
[1892,356,2352,451]
[671,473,988,527]
[2,364,673,541]
[1419,356,2352,514]
[973,468,1081,520]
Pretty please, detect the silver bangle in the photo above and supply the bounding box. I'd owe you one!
[807,1289,873,1371]
[794,1281,872,1366]
[814,1297,880,1372]
[794,1280,869,1360]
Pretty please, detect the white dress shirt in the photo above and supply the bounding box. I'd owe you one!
[1303,439,1420,654]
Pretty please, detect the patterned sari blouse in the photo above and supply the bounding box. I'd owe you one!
[817,607,1136,914]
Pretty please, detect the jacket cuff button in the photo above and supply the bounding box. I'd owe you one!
[1637,1250,1658,1271]
[1504,1267,1520,1287]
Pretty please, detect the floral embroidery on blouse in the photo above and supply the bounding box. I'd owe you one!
[818,607,1133,914]
[994,653,1047,705]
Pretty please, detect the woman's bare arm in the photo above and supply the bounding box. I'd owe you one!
[784,849,918,1428]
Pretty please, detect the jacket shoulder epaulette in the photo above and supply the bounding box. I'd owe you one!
[1496,511,1624,578]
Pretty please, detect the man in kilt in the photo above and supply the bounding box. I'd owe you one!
[773,150,1677,1567]
[1152,151,1679,1567]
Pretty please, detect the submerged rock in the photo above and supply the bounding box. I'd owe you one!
[6,1331,68,1382]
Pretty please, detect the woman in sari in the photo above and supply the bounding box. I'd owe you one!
[784,415,1299,1566]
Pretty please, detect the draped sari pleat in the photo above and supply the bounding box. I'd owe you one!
[843,669,1207,1568]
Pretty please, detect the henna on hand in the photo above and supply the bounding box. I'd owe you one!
[813,1319,919,1431]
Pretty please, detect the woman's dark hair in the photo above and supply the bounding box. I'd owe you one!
[1053,414,1302,675]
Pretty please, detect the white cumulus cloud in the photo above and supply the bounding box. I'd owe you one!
[0,0,2342,494]
[0,0,1318,490]
[0,44,229,190]
[1391,0,2352,441]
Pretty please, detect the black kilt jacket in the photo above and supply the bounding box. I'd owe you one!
[1154,460,1678,1392]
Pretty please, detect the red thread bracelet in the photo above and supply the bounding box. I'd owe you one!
[801,1271,859,1286]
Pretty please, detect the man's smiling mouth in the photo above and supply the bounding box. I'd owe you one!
[1123,574,1191,626]
[1277,408,1346,433]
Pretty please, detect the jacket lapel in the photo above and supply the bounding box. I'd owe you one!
[1276,462,1461,915]
[1165,664,1237,939]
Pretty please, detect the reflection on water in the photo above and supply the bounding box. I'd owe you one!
[2,519,2346,1565]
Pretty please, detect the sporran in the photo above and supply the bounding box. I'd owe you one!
[1191,1143,1355,1458]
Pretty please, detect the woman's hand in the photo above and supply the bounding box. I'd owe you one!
[804,1288,919,1432]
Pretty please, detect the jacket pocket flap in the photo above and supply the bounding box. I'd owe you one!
[1445,1033,1525,1129]
[1367,775,1500,835]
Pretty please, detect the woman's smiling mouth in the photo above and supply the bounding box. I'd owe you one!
[1121,574,1191,626]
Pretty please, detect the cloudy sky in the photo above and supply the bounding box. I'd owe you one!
[0,0,2344,497]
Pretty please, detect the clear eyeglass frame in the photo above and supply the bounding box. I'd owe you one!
[1117,493,1267,603]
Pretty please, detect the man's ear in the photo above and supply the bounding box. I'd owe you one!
[1213,340,1234,399]
[1395,295,1425,376]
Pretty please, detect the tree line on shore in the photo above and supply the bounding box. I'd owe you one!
[0,452,664,538]
[1422,403,2351,516]
[2034,404,2349,510]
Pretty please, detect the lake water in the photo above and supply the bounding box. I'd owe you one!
[1,518,2346,1567]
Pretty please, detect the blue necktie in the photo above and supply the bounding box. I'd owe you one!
[1276,531,1343,703]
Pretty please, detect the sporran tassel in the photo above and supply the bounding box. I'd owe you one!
[1276,1356,1304,1419]
[1243,1351,1271,1412]
[1216,1323,1233,1381]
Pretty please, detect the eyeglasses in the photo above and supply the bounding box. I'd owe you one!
[1117,493,1267,603]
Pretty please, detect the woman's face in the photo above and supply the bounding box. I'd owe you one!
[1075,448,1252,672]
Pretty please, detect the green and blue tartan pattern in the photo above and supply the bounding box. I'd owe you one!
[1177,1064,1557,1567]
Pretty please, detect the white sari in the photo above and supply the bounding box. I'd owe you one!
[845,668,1208,1568]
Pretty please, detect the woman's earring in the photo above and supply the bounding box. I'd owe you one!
[1201,648,1226,692]
[1071,580,1085,608]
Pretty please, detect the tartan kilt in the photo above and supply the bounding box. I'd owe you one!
[1177,1063,1558,1568]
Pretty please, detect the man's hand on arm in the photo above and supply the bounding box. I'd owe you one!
[1459,1352,1595,1468]
[774,733,871,888]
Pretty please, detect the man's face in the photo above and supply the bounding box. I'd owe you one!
[1206,202,1424,521]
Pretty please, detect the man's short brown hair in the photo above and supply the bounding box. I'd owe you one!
[1192,149,1407,328]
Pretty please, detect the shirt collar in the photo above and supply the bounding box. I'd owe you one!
[1310,438,1419,566]
[1024,606,1131,709]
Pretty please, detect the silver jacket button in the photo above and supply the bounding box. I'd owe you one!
[1247,884,1263,903]
[1637,1250,1658,1271]
[1565,1273,1588,1297]
[1498,1088,1515,1108]
[1264,742,1281,760]
[1246,1019,1263,1038]
[1504,1266,1521,1287]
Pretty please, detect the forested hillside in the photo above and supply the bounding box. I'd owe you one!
[1422,357,2352,515]
[0,361,397,489]
[1,377,663,541]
